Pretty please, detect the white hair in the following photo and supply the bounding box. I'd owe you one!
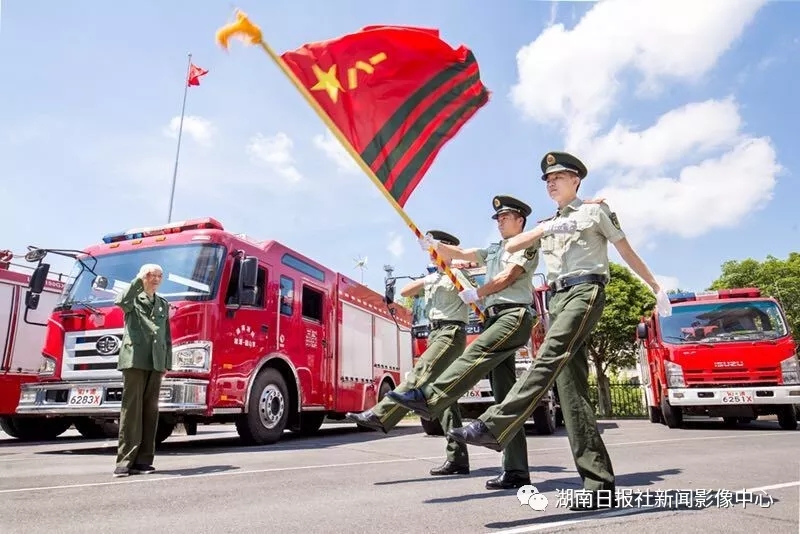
[137,263,163,278]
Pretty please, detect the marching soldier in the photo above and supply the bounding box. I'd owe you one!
[445,151,671,510]
[346,230,472,476]
[113,264,172,478]
[387,196,574,489]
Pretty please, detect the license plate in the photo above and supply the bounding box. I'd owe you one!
[68,386,103,406]
[722,391,753,404]
[463,388,482,398]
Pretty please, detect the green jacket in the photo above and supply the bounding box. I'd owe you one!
[115,277,172,372]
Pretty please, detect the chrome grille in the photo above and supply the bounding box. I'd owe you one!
[62,328,124,380]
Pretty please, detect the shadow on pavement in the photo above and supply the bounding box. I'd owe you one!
[375,465,572,487]
[423,468,683,504]
[149,464,240,477]
[34,424,423,457]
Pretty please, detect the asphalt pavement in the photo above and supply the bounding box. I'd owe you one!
[0,417,798,533]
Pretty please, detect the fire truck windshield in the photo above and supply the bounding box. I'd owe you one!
[55,243,226,309]
[657,300,789,344]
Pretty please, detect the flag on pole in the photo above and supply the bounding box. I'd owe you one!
[187,63,209,86]
[215,11,490,320]
[279,26,488,207]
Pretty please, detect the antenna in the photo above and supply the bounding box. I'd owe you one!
[353,255,368,284]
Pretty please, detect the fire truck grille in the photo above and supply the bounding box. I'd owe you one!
[684,367,781,387]
[62,329,125,380]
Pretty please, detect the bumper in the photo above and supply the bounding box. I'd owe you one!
[668,385,800,407]
[15,378,208,416]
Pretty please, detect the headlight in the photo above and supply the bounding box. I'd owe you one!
[38,355,56,376]
[780,355,799,385]
[664,360,685,388]
[171,342,212,372]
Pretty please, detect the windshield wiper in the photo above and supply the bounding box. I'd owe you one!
[662,335,715,347]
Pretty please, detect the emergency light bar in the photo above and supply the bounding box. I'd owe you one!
[667,288,761,304]
[101,218,224,244]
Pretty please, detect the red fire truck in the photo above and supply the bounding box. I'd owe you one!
[385,260,561,436]
[636,288,800,430]
[15,218,414,445]
[0,255,76,440]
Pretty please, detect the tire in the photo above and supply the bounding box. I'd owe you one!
[5,417,72,441]
[648,406,663,424]
[555,407,564,427]
[533,403,556,435]
[777,406,797,430]
[660,396,682,429]
[0,416,21,438]
[74,417,119,439]
[358,380,393,433]
[420,418,444,436]
[236,368,290,445]
[156,418,176,444]
[293,412,325,436]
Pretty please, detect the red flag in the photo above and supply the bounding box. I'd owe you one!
[280,25,489,207]
[187,63,209,86]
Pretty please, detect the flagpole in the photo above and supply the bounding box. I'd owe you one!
[167,52,193,224]
[215,11,486,321]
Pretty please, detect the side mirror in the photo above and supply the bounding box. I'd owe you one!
[636,323,648,340]
[29,263,50,294]
[93,275,108,290]
[384,280,396,304]
[239,257,258,289]
[25,290,41,310]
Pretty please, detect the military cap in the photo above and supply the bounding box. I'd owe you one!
[491,195,532,220]
[426,229,460,246]
[540,151,588,181]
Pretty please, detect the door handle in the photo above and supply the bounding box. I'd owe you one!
[261,324,269,333]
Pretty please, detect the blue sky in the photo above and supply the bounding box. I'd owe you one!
[1,0,797,296]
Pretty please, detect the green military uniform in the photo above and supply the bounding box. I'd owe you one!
[114,276,172,475]
[387,196,540,489]
[472,152,620,508]
[345,230,473,474]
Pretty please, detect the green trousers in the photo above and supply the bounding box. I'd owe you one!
[419,307,534,473]
[486,352,529,473]
[479,283,615,492]
[116,368,163,467]
[371,323,469,464]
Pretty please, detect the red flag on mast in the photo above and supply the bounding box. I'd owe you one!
[187,63,209,86]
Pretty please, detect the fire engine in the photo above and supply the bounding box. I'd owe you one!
[0,255,75,440]
[384,260,561,436]
[636,288,800,430]
[15,218,414,445]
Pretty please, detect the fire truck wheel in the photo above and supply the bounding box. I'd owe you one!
[237,368,289,445]
[0,416,72,441]
[660,396,683,429]
[420,418,444,436]
[533,404,556,435]
[777,405,797,430]
[74,417,119,439]
[156,418,176,444]
[648,406,663,424]
[292,413,325,436]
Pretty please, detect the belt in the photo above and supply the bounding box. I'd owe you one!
[549,274,608,293]
[430,319,466,330]
[484,303,528,319]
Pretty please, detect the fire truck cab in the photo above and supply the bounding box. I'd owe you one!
[16,218,413,445]
[636,288,800,430]
[387,260,561,436]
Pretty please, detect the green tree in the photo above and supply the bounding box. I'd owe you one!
[708,253,800,341]
[587,262,656,417]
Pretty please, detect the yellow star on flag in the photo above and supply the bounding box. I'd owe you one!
[310,64,343,103]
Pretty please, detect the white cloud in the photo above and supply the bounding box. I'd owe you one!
[313,131,360,175]
[387,232,404,258]
[655,274,680,292]
[246,132,303,183]
[163,115,215,146]
[509,0,779,248]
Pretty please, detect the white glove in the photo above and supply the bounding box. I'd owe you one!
[418,234,440,252]
[655,289,672,318]
[459,288,479,304]
[540,218,577,236]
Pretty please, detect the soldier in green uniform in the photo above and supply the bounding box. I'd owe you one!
[388,195,575,490]
[445,151,671,510]
[346,230,473,476]
[113,263,173,478]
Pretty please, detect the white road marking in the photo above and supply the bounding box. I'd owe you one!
[0,430,794,494]
[491,480,800,533]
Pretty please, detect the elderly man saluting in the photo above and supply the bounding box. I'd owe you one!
[113,264,172,478]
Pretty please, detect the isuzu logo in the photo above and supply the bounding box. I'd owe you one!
[714,361,744,368]
[96,335,121,355]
